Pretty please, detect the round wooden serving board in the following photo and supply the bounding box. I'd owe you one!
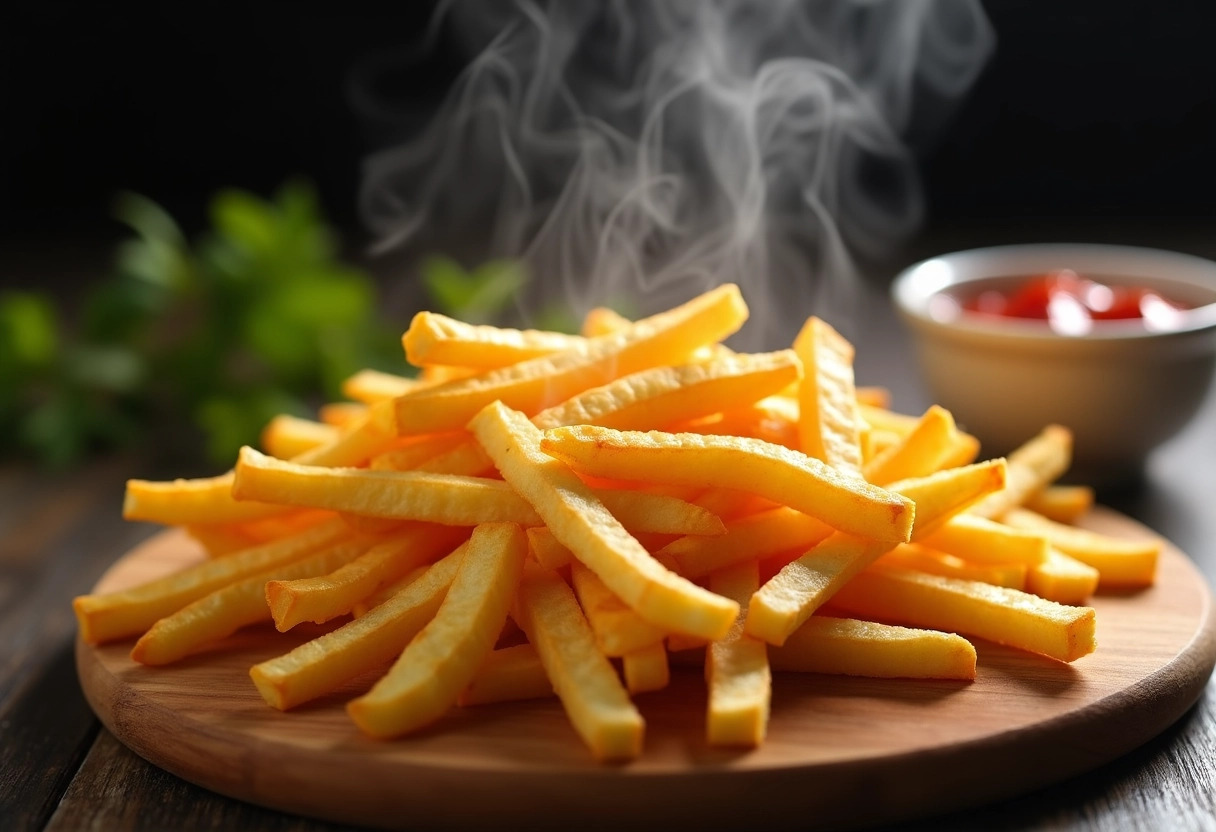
[77,507,1216,832]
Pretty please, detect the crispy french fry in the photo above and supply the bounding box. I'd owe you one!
[261,415,339,459]
[621,641,671,694]
[512,564,645,761]
[793,316,863,474]
[1004,507,1158,587]
[706,561,771,748]
[458,643,554,706]
[746,460,1006,645]
[969,425,1073,520]
[74,518,350,644]
[830,565,1097,663]
[393,283,749,435]
[250,546,465,711]
[341,369,421,403]
[769,616,977,680]
[470,401,739,641]
[917,514,1049,566]
[1023,484,1095,524]
[266,523,470,631]
[1025,548,1101,604]
[570,562,668,657]
[875,544,1027,589]
[347,523,527,739]
[862,405,960,485]
[404,312,591,369]
[130,538,372,665]
[540,426,914,544]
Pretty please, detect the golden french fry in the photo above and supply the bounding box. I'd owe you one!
[404,312,590,368]
[250,546,465,711]
[874,544,1027,590]
[512,564,645,761]
[570,561,668,657]
[458,643,554,706]
[862,405,961,485]
[1004,507,1158,587]
[769,616,977,680]
[1023,484,1095,523]
[581,306,633,337]
[261,415,339,459]
[621,641,671,694]
[341,368,421,403]
[706,560,771,748]
[917,514,1049,566]
[319,402,368,429]
[470,401,739,641]
[969,425,1073,520]
[1025,548,1101,604]
[540,426,914,544]
[74,518,350,644]
[266,523,470,631]
[657,507,833,580]
[347,523,527,739]
[793,316,863,474]
[131,538,372,665]
[830,565,1097,662]
[393,283,749,435]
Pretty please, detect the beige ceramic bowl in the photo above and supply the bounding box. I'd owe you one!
[891,244,1216,484]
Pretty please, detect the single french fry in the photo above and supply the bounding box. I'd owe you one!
[862,405,960,485]
[969,425,1073,520]
[404,312,591,369]
[657,507,833,580]
[319,402,368,429]
[131,538,372,665]
[1025,548,1102,604]
[793,316,863,474]
[830,565,1097,663]
[250,547,465,711]
[540,426,914,544]
[351,565,431,619]
[266,523,471,631]
[746,460,1007,645]
[347,523,527,739]
[706,561,771,748]
[393,283,749,435]
[1004,507,1159,587]
[470,401,739,641]
[875,544,1027,589]
[1023,484,1096,524]
[261,415,339,459]
[581,306,633,337]
[341,369,421,403]
[512,564,645,761]
[458,643,554,706]
[769,616,977,680]
[570,562,668,657]
[855,386,891,408]
[73,518,350,644]
[532,350,800,432]
[917,514,1049,566]
[621,641,671,694]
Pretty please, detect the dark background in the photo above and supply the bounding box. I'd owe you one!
[2,3,1215,262]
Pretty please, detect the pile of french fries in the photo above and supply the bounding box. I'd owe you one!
[73,284,1161,760]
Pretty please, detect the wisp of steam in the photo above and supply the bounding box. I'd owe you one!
[356,0,993,348]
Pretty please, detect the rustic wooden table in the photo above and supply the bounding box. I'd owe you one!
[3,231,1214,831]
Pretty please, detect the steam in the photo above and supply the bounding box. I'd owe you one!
[356,0,993,347]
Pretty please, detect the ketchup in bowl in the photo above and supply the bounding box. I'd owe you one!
[959,269,1192,335]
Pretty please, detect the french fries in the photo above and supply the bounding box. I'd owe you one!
[77,282,1144,762]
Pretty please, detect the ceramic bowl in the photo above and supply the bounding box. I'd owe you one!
[891,243,1216,484]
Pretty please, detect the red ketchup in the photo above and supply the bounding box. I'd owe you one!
[961,269,1191,334]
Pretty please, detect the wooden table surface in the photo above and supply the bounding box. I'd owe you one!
[3,231,1215,831]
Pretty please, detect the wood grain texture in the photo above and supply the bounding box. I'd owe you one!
[76,507,1216,832]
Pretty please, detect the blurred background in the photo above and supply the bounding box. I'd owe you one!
[3,1,1215,469]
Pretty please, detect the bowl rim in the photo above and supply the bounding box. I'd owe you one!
[892,243,1216,341]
